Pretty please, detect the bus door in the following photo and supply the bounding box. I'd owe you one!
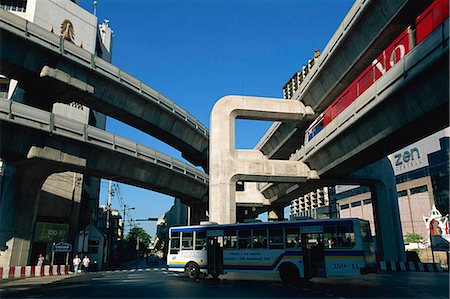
[301,232,326,278]
[206,231,224,277]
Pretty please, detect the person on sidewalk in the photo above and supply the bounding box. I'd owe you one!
[72,255,81,273]
[82,255,90,273]
[36,254,45,266]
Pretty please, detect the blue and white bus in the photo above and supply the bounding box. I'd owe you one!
[167,218,376,283]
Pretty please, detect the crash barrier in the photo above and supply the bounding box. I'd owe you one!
[0,265,70,279]
[378,261,444,272]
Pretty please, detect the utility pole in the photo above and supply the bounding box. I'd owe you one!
[123,205,135,237]
[123,204,127,238]
[106,180,112,269]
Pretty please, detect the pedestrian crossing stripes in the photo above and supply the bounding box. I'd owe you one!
[106,267,166,273]
[377,261,444,272]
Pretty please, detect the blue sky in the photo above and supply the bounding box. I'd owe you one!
[78,0,354,237]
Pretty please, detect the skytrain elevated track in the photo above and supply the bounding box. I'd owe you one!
[0,97,208,204]
[0,9,209,169]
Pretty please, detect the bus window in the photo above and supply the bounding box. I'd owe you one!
[195,231,206,250]
[285,227,300,248]
[238,229,251,249]
[182,232,193,250]
[360,222,372,243]
[170,232,180,254]
[337,225,355,248]
[268,228,284,249]
[253,229,267,249]
[224,229,237,249]
[323,225,337,248]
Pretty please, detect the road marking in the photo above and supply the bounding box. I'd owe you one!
[122,279,144,283]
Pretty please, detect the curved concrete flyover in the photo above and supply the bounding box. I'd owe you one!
[0,98,208,205]
[260,19,449,204]
[256,0,436,159]
[0,9,209,169]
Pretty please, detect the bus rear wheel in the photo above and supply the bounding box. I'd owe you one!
[279,263,300,285]
[185,262,200,280]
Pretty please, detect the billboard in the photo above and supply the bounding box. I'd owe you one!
[335,128,449,194]
[35,222,69,243]
[387,128,450,176]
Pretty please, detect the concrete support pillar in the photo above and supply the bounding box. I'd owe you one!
[0,161,51,266]
[268,206,284,222]
[0,146,87,267]
[188,202,208,225]
[351,158,406,262]
[209,95,317,224]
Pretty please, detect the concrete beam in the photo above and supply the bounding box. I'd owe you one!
[27,146,87,169]
[209,96,318,224]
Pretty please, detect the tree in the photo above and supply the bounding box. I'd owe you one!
[404,233,423,244]
[126,226,151,249]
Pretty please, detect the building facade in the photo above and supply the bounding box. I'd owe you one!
[335,128,449,239]
[289,187,330,219]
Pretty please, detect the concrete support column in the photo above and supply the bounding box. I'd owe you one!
[0,146,87,267]
[351,158,406,262]
[268,206,284,222]
[188,202,208,225]
[209,95,317,224]
[0,161,51,266]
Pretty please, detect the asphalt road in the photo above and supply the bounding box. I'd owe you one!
[0,261,448,298]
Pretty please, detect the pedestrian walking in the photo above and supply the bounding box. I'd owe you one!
[82,255,90,272]
[37,253,45,266]
[73,254,81,273]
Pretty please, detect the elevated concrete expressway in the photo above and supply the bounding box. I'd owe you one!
[256,0,435,159]
[260,18,449,207]
[0,9,209,169]
[0,98,209,204]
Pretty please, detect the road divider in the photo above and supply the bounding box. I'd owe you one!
[0,265,69,280]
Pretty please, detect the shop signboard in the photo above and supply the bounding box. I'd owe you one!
[52,242,72,252]
[35,222,69,243]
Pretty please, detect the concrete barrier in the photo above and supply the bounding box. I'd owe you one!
[378,261,443,272]
[0,265,69,279]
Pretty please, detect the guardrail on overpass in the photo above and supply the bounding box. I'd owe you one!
[0,97,209,201]
[0,9,209,168]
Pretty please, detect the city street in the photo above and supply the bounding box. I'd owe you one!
[1,260,448,298]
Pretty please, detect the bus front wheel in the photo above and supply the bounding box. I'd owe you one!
[185,262,200,280]
[279,263,300,285]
